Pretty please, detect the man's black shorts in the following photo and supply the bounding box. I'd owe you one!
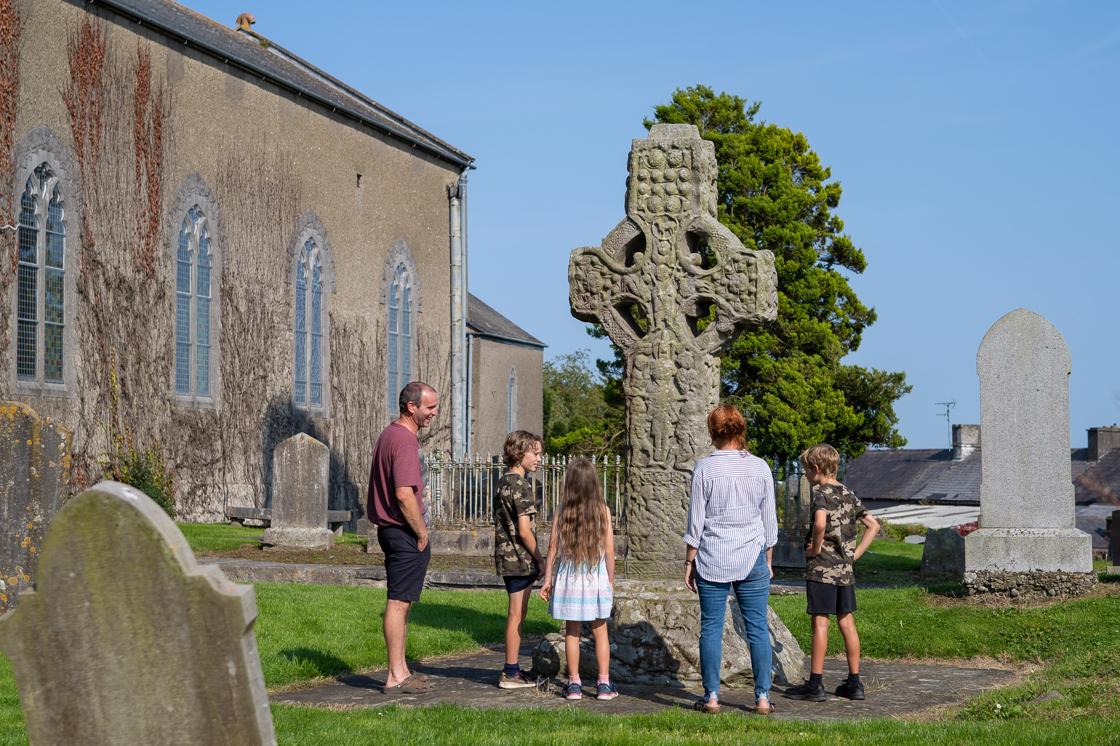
[805,579,857,616]
[377,525,431,603]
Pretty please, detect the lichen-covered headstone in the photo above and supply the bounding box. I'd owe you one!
[0,481,276,745]
[262,433,333,549]
[965,309,1095,597]
[0,402,70,612]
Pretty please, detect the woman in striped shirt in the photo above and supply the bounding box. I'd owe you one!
[683,404,779,715]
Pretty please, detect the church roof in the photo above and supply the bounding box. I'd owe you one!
[467,294,545,349]
[91,0,474,168]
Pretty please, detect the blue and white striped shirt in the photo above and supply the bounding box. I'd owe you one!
[683,450,778,583]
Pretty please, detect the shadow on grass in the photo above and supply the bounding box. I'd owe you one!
[279,647,352,678]
[409,601,555,645]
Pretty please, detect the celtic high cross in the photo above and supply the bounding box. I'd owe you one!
[568,124,777,577]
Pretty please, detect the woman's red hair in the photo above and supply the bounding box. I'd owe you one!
[707,404,747,450]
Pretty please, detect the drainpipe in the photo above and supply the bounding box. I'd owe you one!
[449,180,465,459]
[459,170,471,457]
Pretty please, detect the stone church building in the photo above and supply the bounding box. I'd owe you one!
[1,0,541,520]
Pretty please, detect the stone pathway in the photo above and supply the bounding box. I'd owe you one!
[272,642,1017,721]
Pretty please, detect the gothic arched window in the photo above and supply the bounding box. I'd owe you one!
[174,205,215,398]
[386,263,413,414]
[507,367,518,433]
[16,163,66,384]
[294,237,326,410]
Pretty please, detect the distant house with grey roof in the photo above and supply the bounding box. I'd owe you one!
[466,294,545,455]
[846,425,1120,551]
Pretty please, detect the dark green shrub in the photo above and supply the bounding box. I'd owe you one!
[106,438,176,518]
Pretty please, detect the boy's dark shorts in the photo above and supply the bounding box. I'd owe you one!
[377,525,431,603]
[503,573,538,594]
[806,579,857,615]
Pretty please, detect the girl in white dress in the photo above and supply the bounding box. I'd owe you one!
[539,458,617,701]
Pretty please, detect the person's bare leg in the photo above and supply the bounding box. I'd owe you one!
[384,599,413,687]
[836,613,861,675]
[565,620,582,681]
[590,619,610,681]
[505,588,529,666]
[810,614,830,675]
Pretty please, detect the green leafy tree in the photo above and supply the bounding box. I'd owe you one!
[543,350,624,456]
[595,85,909,460]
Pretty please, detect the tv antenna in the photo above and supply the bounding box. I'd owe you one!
[934,400,956,447]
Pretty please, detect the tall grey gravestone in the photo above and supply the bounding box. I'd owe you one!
[0,481,276,745]
[567,125,803,687]
[262,433,333,549]
[0,402,70,613]
[570,123,778,578]
[964,309,1095,597]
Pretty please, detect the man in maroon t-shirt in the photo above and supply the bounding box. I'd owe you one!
[369,381,438,692]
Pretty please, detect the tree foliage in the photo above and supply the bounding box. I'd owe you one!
[597,85,909,460]
[542,350,624,456]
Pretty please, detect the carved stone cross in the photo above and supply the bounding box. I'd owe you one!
[569,124,777,577]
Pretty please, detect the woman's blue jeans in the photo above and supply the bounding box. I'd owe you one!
[695,551,772,702]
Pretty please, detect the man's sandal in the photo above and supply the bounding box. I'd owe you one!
[382,673,437,694]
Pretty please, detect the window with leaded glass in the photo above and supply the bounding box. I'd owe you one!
[174,205,214,399]
[507,368,518,432]
[16,163,66,385]
[293,238,325,410]
[386,264,413,415]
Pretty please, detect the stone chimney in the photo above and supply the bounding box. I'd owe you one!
[1088,425,1120,461]
[951,424,981,461]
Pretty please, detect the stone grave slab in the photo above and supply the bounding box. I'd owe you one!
[0,402,70,613]
[0,481,275,745]
[965,309,1095,597]
[262,433,333,549]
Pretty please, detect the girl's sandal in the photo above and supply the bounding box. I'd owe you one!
[755,699,775,715]
[692,698,720,714]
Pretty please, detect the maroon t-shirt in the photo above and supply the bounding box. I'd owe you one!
[367,421,426,531]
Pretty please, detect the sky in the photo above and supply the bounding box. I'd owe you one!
[184,1,1120,449]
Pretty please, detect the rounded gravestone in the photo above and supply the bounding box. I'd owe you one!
[965,309,1094,597]
[0,481,275,745]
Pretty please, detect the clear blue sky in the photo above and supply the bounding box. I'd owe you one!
[185,0,1120,449]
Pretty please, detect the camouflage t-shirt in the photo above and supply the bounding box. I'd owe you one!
[805,482,867,586]
[493,472,538,577]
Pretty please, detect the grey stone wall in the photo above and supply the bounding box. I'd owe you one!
[1,0,460,519]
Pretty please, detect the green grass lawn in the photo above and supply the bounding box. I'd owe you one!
[1,537,1116,745]
[177,522,367,552]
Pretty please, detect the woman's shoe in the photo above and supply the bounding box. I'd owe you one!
[692,696,720,714]
[564,681,583,700]
[755,697,774,715]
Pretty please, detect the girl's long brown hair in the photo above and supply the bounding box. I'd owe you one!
[555,458,608,567]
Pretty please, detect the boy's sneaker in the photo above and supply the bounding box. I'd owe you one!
[783,679,827,702]
[834,678,865,700]
[498,670,537,689]
[564,681,583,700]
[596,682,619,701]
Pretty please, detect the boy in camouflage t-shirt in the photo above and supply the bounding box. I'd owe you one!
[785,444,880,703]
[493,431,544,689]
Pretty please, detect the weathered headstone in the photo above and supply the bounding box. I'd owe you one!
[964,309,1095,597]
[0,402,70,613]
[0,481,275,745]
[920,527,966,577]
[262,433,333,550]
[568,124,802,686]
[773,473,811,569]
